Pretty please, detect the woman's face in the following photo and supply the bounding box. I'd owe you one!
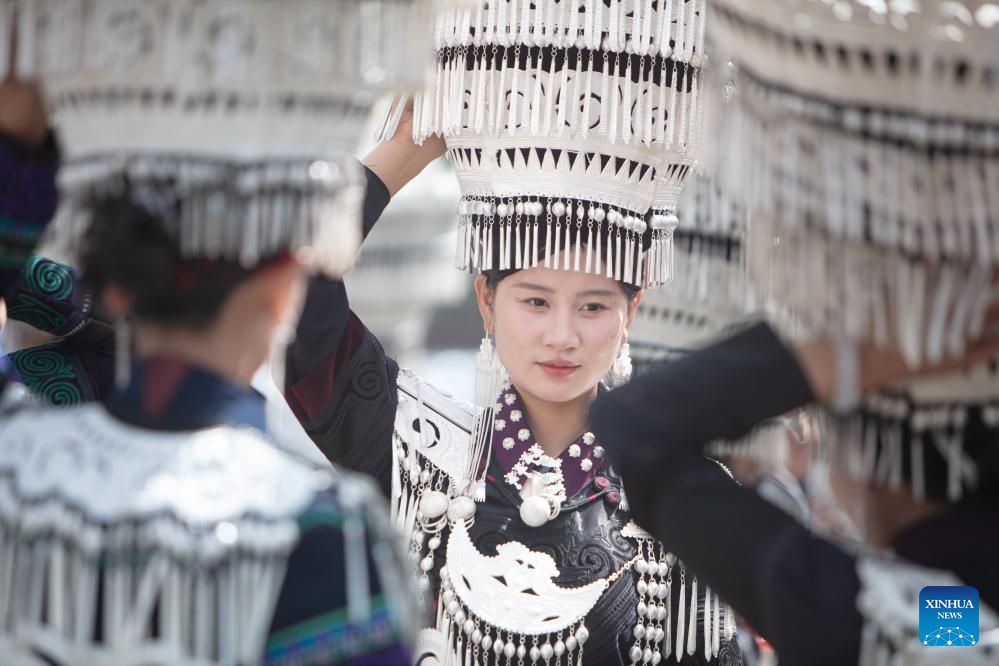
[476,265,639,405]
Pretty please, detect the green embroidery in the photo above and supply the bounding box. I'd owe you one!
[10,343,83,407]
[7,292,66,332]
[264,596,396,660]
[24,256,75,301]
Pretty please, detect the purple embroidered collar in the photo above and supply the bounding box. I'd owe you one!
[491,383,606,498]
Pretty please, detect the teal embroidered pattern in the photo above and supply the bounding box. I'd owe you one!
[10,343,84,406]
[264,598,400,666]
[5,256,82,334]
[24,255,75,301]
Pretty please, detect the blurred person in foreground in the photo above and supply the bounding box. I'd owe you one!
[591,2,999,665]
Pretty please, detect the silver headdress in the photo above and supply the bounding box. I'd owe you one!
[630,169,751,369]
[706,1,999,504]
[401,0,708,287]
[18,0,434,276]
[708,0,999,367]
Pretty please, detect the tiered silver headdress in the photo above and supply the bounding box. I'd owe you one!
[709,0,999,367]
[18,0,434,276]
[630,169,750,369]
[706,1,999,505]
[400,0,707,287]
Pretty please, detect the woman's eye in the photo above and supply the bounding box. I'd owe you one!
[582,303,607,312]
[526,297,548,307]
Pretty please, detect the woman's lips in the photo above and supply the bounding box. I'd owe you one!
[537,360,580,378]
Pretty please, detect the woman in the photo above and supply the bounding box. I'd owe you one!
[0,185,417,665]
[285,113,743,665]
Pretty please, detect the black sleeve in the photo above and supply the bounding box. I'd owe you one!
[283,167,399,497]
[590,322,863,666]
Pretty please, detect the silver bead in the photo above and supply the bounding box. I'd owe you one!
[515,202,525,215]
[418,491,449,519]
[481,635,493,651]
[442,589,455,604]
[652,649,662,664]
[446,600,460,615]
[636,601,647,617]
[497,203,510,217]
[448,496,477,522]
[420,556,434,572]
[554,640,565,657]
[654,627,665,642]
[472,629,483,645]
[648,581,659,597]
[551,201,567,217]
[454,610,466,625]
[428,536,442,550]
[636,580,648,595]
[517,644,527,658]
[575,626,589,644]
[643,647,653,663]
[565,636,578,651]
[530,646,541,661]
[630,646,644,662]
[634,623,646,640]
[463,619,475,636]
[494,638,506,655]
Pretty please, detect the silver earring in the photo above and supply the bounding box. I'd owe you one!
[609,342,632,387]
[114,317,131,390]
[467,333,508,500]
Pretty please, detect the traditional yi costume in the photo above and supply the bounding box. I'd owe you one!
[0,0,434,663]
[287,0,744,663]
[592,2,999,664]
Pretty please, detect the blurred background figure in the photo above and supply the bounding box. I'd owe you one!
[0,0,442,663]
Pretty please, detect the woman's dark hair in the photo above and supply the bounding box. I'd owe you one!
[482,268,641,301]
[80,185,256,329]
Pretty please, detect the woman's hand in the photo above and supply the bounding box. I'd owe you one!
[361,97,446,197]
[793,304,999,403]
[0,77,48,146]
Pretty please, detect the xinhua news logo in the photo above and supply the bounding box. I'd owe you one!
[919,586,980,647]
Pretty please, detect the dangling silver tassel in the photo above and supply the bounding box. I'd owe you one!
[687,575,698,655]
[675,567,686,658]
[115,317,132,390]
[703,585,712,660]
[470,334,507,500]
